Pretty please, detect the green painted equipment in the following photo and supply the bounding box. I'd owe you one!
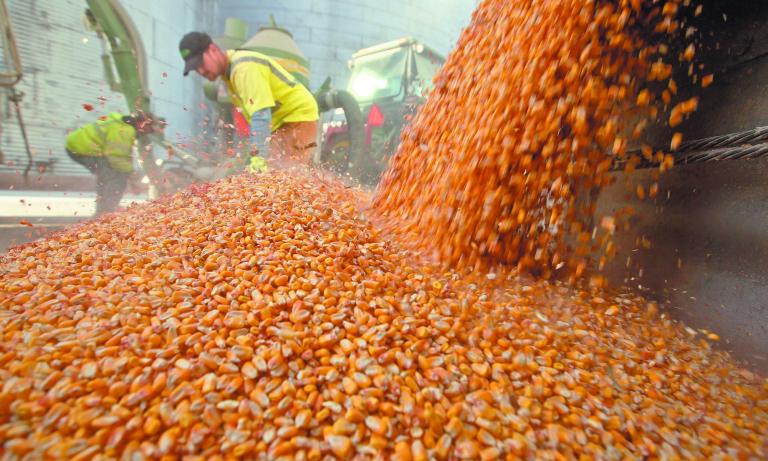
[202,16,311,100]
[216,17,249,50]
[84,0,150,114]
[239,16,311,88]
[203,18,249,103]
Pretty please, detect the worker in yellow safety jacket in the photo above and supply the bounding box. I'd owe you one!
[65,112,161,215]
[179,31,319,167]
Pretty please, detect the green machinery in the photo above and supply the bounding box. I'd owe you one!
[322,37,445,183]
[203,17,311,101]
[84,0,150,115]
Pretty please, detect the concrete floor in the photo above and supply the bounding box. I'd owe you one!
[0,191,147,253]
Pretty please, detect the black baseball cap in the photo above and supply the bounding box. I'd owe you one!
[179,32,213,76]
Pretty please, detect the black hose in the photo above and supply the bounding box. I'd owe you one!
[314,89,366,177]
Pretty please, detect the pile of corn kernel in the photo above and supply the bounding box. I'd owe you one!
[2,0,767,459]
[1,172,766,460]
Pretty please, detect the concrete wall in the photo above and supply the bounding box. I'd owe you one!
[217,0,478,91]
[0,0,219,180]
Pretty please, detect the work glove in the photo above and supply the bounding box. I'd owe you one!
[247,155,268,174]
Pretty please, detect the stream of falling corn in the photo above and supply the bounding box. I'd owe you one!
[1,0,768,460]
[374,0,684,278]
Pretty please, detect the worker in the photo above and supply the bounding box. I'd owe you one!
[178,31,319,167]
[65,112,162,215]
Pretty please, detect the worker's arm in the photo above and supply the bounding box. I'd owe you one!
[250,108,272,157]
[103,125,135,173]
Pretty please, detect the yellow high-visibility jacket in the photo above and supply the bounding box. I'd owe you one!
[223,49,319,131]
[65,112,136,173]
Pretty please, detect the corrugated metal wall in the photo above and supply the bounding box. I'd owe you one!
[0,0,123,177]
[0,0,219,180]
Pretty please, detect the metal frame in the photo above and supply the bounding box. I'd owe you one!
[0,0,22,88]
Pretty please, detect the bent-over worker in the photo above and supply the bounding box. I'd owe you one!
[66,112,161,215]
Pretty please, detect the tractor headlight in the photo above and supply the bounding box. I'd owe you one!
[350,74,387,100]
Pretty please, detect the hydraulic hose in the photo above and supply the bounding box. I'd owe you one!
[314,89,366,177]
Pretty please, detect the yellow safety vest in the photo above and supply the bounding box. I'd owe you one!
[223,50,318,131]
[65,112,136,173]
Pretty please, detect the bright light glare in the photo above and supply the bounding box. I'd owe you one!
[141,176,150,184]
[350,74,387,100]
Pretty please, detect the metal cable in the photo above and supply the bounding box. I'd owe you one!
[676,126,768,152]
[677,144,768,164]
[614,126,768,171]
